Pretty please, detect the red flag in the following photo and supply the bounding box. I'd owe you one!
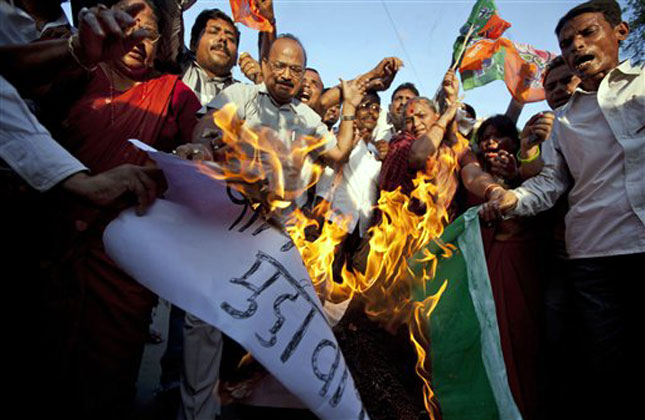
[229,0,273,32]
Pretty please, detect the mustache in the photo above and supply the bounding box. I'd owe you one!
[211,43,231,56]
[276,79,295,88]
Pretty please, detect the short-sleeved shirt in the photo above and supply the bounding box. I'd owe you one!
[207,83,336,206]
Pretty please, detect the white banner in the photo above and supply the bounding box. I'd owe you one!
[103,141,367,420]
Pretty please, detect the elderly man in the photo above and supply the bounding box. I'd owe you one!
[481,2,643,418]
[181,33,365,418]
[193,34,365,172]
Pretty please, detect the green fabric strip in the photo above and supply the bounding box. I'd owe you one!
[409,207,521,420]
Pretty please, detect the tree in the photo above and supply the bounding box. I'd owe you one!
[622,0,645,64]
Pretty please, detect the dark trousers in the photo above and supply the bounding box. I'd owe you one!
[565,253,644,420]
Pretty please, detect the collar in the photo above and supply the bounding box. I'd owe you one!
[614,59,642,76]
[257,82,298,112]
[192,61,234,84]
[572,59,641,97]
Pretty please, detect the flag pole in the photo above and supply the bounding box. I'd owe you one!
[451,23,476,71]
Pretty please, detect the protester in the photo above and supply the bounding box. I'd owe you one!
[182,8,239,106]
[50,1,201,417]
[321,98,340,130]
[315,91,384,279]
[466,114,544,420]
[481,2,644,419]
[172,8,241,419]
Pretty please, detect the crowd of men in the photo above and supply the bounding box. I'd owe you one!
[0,0,642,419]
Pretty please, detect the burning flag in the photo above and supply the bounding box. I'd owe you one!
[229,0,274,32]
[452,0,511,66]
[459,38,557,103]
[408,208,523,420]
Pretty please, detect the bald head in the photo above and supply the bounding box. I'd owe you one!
[261,35,307,105]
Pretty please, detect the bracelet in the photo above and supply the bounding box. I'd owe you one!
[340,114,355,121]
[67,35,96,72]
[484,184,503,200]
[517,145,541,164]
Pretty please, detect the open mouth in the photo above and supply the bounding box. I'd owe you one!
[574,54,595,68]
[299,90,311,102]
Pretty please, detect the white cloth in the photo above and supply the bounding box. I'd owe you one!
[0,0,69,45]
[0,75,86,191]
[181,61,236,108]
[512,61,645,259]
[325,140,381,237]
[368,108,394,156]
[208,83,336,206]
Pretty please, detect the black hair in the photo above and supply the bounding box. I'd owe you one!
[476,115,520,151]
[462,103,476,119]
[555,0,622,36]
[362,89,381,105]
[267,33,307,67]
[190,8,240,52]
[391,82,419,101]
[543,56,567,85]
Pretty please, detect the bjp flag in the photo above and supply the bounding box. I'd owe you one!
[459,38,557,103]
[229,0,274,32]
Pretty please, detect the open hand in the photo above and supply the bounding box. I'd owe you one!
[74,2,153,67]
[339,77,367,109]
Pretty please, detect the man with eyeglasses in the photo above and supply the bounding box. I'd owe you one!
[189,34,366,204]
[315,91,384,277]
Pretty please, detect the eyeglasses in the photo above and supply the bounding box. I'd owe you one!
[358,102,380,112]
[268,60,304,77]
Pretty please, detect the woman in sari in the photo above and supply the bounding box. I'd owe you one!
[463,115,544,420]
[54,0,201,417]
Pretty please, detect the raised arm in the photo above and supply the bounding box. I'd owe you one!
[319,57,403,111]
[255,0,277,60]
[319,78,367,164]
[0,2,152,96]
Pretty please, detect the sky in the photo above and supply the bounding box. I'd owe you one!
[64,0,631,127]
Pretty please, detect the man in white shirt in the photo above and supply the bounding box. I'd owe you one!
[481,2,643,418]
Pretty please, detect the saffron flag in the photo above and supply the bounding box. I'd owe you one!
[452,0,511,65]
[459,38,557,103]
[409,208,523,420]
[229,0,273,32]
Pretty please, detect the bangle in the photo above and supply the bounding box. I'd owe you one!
[340,115,355,121]
[67,35,96,72]
[517,145,541,164]
[430,122,446,132]
[484,184,503,200]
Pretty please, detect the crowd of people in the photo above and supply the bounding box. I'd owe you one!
[1,0,642,419]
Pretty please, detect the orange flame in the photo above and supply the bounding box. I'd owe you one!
[202,104,469,419]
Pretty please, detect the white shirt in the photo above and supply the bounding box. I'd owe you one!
[323,140,381,236]
[0,75,86,191]
[208,83,336,206]
[512,61,645,259]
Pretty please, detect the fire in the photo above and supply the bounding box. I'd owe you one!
[200,104,468,419]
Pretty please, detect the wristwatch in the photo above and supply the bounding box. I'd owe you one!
[341,115,356,121]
